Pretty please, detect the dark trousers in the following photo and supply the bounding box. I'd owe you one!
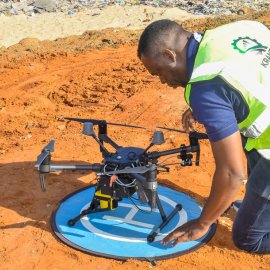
[232,143,270,254]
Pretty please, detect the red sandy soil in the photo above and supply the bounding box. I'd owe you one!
[1,12,270,270]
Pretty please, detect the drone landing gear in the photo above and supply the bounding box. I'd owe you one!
[67,191,182,244]
[67,207,109,227]
[147,196,182,243]
[67,194,116,227]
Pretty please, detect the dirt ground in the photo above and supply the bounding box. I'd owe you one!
[1,11,270,270]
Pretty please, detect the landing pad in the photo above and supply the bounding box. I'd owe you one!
[51,185,216,261]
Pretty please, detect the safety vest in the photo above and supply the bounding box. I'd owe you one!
[184,20,270,159]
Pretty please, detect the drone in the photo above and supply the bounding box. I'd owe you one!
[35,117,208,243]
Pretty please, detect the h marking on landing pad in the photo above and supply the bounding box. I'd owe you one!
[80,195,187,242]
[103,203,159,229]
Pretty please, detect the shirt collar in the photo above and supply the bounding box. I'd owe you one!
[186,32,202,80]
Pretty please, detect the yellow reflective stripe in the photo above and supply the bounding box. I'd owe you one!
[238,101,266,130]
[184,84,192,106]
[245,126,270,154]
[242,108,270,137]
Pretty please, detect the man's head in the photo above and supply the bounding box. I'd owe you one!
[138,19,192,88]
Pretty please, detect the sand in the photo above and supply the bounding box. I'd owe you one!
[0,5,203,48]
[0,6,270,270]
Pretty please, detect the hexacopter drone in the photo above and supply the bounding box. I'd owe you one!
[35,117,208,243]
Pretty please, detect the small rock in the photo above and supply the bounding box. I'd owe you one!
[9,8,18,15]
[57,124,66,130]
[237,6,251,15]
[34,0,57,12]
[67,10,76,15]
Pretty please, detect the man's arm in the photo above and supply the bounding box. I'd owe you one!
[199,130,245,226]
[162,131,245,246]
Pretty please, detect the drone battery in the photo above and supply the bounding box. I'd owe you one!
[98,175,136,199]
[94,190,118,210]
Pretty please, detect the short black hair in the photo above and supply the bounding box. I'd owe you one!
[137,19,183,58]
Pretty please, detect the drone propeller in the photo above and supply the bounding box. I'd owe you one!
[97,165,156,176]
[157,126,208,140]
[64,117,146,130]
[35,139,55,169]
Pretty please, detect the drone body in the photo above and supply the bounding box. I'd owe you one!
[35,117,208,242]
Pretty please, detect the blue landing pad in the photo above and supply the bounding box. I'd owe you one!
[51,185,216,261]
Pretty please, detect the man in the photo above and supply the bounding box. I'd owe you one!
[137,19,270,253]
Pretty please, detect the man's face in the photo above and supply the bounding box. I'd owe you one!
[141,51,187,89]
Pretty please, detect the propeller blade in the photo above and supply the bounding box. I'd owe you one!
[97,165,156,176]
[42,138,55,152]
[157,126,188,134]
[35,152,49,169]
[64,117,105,125]
[64,117,146,129]
[35,139,55,169]
[107,122,146,130]
[157,126,208,139]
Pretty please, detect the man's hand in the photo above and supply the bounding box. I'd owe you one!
[162,219,210,247]
[182,108,195,132]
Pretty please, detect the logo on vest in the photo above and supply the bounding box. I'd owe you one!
[232,37,268,55]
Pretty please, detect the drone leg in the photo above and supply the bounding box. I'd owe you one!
[67,209,90,227]
[68,196,101,226]
[156,195,167,222]
[147,203,182,243]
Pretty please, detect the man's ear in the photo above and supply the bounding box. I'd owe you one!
[162,49,176,63]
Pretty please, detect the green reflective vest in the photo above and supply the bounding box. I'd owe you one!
[184,20,270,159]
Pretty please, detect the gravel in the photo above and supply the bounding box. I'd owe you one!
[0,0,269,16]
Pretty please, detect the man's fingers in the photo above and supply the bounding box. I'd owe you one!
[188,118,195,131]
[182,112,190,131]
[162,220,210,248]
[163,231,190,247]
[182,109,195,132]
[162,231,184,245]
[171,233,191,246]
[183,117,194,131]
[171,237,183,247]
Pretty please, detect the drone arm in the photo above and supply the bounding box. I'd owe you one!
[148,146,194,159]
[98,134,120,150]
[47,163,103,173]
[90,134,110,156]
[37,163,103,192]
